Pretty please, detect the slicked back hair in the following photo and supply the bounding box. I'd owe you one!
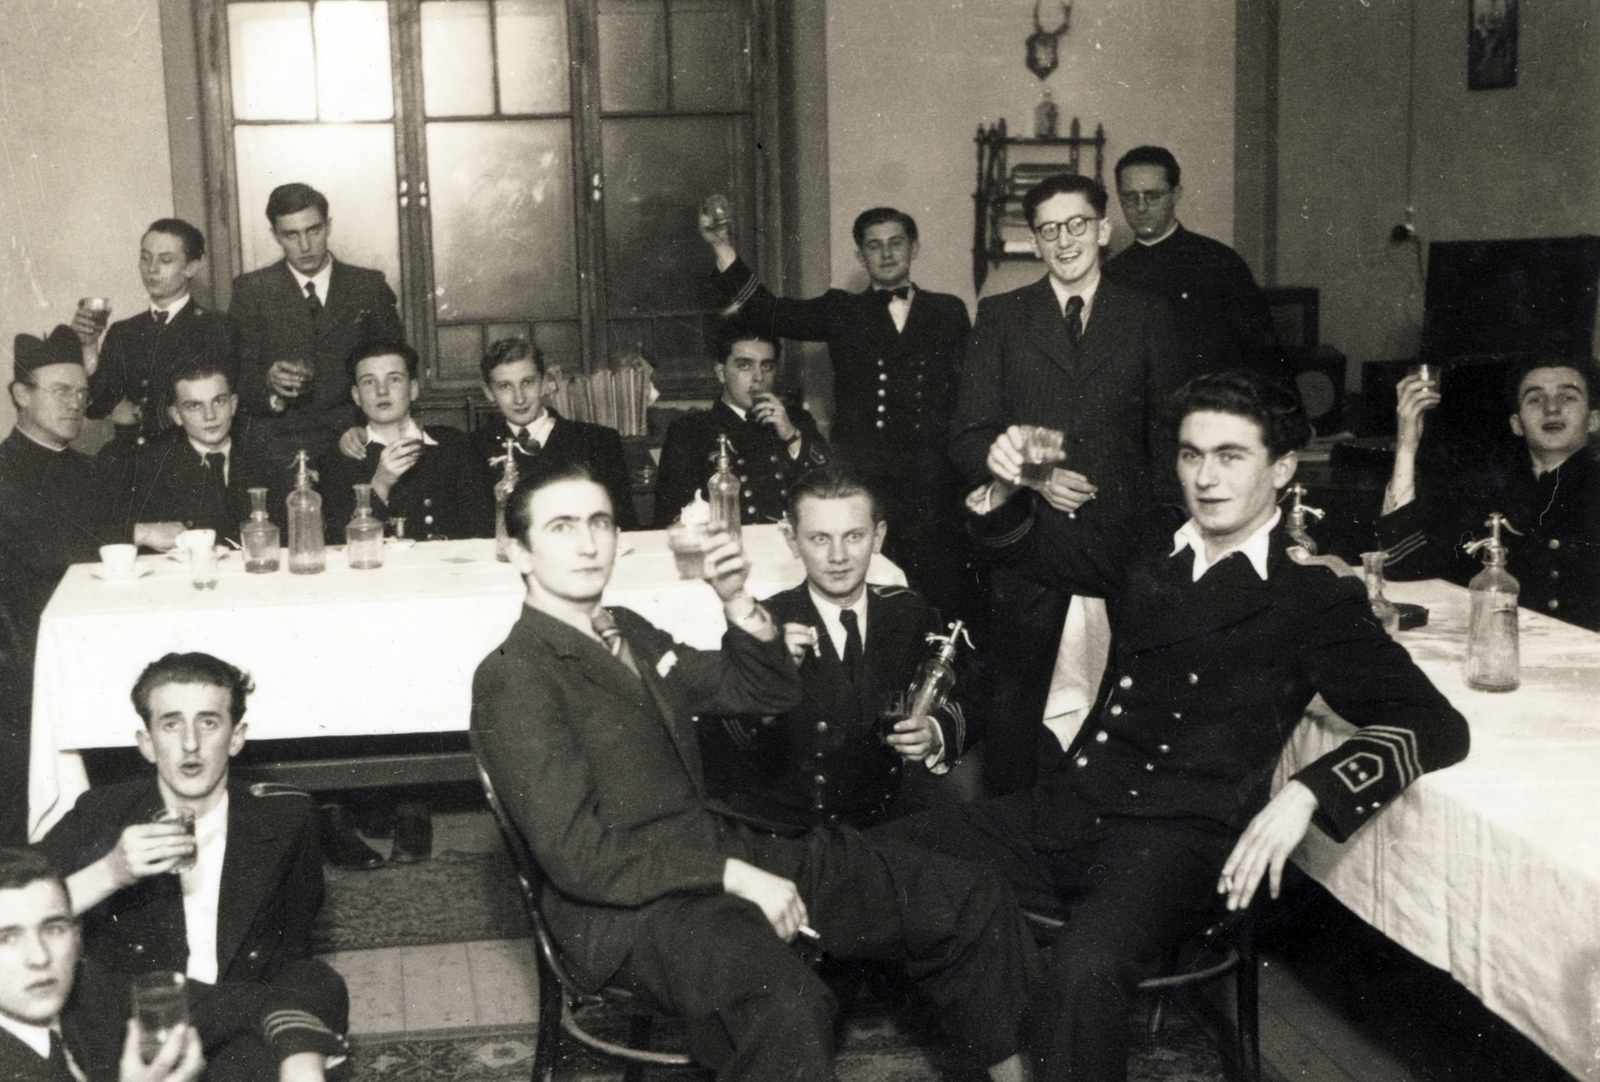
[0,849,65,897]
[265,183,329,225]
[131,652,254,728]
[170,360,233,397]
[785,464,884,527]
[147,218,206,263]
[851,208,918,247]
[1504,354,1598,412]
[1114,146,1181,189]
[716,321,780,365]
[1166,371,1311,461]
[347,341,419,384]
[481,337,546,384]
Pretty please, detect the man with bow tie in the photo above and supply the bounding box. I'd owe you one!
[699,207,977,626]
[950,173,1181,797]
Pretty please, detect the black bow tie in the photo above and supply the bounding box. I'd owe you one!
[875,286,911,305]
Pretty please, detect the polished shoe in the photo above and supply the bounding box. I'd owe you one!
[320,804,385,870]
[389,801,433,864]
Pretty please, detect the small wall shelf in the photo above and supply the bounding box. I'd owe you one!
[972,118,1107,293]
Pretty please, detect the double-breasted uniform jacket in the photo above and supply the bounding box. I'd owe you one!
[714,258,971,490]
[1379,445,1600,632]
[702,583,971,829]
[86,302,239,446]
[468,411,639,531]
[974,494,1471,842]
[98,427,288,544]
[470,605,802,992]
[1103,225,1287,382]
[229,259,406,445]
[319,425,494,543]
[653,399,827,527]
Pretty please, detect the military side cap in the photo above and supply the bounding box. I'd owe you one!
[13,325,83,383]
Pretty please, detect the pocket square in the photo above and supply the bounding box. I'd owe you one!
[656,650,679,678]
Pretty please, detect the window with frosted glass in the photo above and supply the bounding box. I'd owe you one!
[597,0,745,114]
[420,0,569,117]
[229,1,393,122]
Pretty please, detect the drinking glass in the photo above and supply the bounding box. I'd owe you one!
[878,690,911,743]
[132,972,188,1064]
[178,529,218,590]
[1407,364,1440,406]
[150,807,197,873]
[701,193,732,230]
[1018,425,1067,487]
[666,520,710,580]
[80,297,112,330]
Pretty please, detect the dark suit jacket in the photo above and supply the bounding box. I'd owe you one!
[654,399,827,527]
[37,778,324,985]
[950,275,1181,523]
[1104,226,1287,381]
[974,494,1471,842]
[702,582,972,828]
[320,425,493,542]
[98,428,289,544]
[470,605,802,991]
[87,302,239,442]
[715,259,970,484]
[0,1028,77,1082]
[469,412,639,531]
[229,260,405,443]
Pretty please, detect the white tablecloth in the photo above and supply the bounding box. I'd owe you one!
[29,526,905,840]
[1274,578,1600,1082]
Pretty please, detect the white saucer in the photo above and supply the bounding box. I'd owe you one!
[385,538,416,550]
[91,567,152,583]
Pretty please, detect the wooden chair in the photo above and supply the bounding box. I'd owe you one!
[1024,908,1260,1082]
[473,757,696,1082]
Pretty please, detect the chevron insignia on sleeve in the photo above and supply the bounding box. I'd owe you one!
[1332,752,1383,792]
[1333,725,1423,794]
[722,275,759,317]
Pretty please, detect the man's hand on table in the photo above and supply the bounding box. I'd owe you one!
[1217,779,1319,911]
[723,857,808,941]
[133,522,185,552]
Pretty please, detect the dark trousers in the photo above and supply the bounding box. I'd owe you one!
[879,789,1235,1082]
[982,568,1071,795]
[612,824,1036,1082]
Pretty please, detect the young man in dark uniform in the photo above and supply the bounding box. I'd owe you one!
[699,206,977,622]
[653,327,826,527]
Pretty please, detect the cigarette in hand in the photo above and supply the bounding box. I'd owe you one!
[808,627,821,657]
[797,924,820,941]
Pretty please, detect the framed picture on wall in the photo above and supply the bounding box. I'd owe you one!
[1468,0,1517,90]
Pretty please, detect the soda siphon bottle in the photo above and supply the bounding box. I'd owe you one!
[707,433,741,542]
[1463,512,1523,692]
[494,436,519,562]
[286,450,326,575]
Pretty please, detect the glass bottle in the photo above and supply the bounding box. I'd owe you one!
[494,436,519,563]
[286,450,326,575]
[345,483,384,569]
[707,433,742,541]
[240,487,280,573]
[907,621,972,718]
[1360,551,1400,635]
[1463,513,1522,692]
[1034,87,1059,138]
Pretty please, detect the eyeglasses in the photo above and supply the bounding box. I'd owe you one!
[25,382,89,407]
[1118,188,1173,208]
[1033,217,1100,241]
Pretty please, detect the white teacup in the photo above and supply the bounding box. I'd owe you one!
[98,544,138,577]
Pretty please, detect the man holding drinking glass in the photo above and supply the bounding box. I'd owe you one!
[37,654,347,1082]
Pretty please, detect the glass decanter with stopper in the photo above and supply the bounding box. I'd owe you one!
[240,486,280,573]
[1463,512,1522,692]
[494,436,519,563]
[1360,551,1400,635]
[707,433,741,542]
[286,450,325,575]
[345,482,384,569]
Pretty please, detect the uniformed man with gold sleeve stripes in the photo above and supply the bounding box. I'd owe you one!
[884,370,1470,1082]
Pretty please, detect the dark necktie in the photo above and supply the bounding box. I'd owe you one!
[592,609,640,677]
[203,452,226,474]
[875,286,911,305]
[305,280,323,317]
[838,608,864,685]
[1063,294,1084,344]
[516,428,542,456]
[48,1029,81,1082]
[152,309,168,326]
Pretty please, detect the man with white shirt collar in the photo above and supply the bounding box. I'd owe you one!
[229,184,405,456]
[653,326,827,527]
[700,466,977,830]
[950,172,1181,797]
[319,342,492,542]
[70,219,238,452]
[888,370,1469,1082]
[106,362,284,545]
[0,847,206,1082]
[37,654,349,1082]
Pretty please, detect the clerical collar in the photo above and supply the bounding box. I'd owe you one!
[366,418,437,446]
[1047,273,1099,323]
[150,295,192,321]
[1136,222,1181,247]
[15,427,68,453]
[1171,507,1281,582]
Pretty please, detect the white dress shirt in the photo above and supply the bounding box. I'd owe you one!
[288,258,334,307]
[807,584,869,659]
[187,436,232,486]
[1046,273,1100,333]
[181,794,230,985]
[876,285,914,332]
[513,409,555,448]
[365,418,438,447]
[150,295,192,322]
[1171,508,1281,582]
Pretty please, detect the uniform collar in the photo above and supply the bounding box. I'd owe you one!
[1171,507,1281,582]
[150,295,192,320]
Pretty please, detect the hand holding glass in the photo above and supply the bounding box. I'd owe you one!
[1017,425,1067,487]
[1407,364,1440,406]
[150,807,197,873]
[667,520,711,580]
[879,690,911,743]
[132,972,188,1064]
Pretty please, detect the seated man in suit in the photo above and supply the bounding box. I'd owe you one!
[1377,355,1600,630]
[71,218,238,452]
[654,326,827,527]
[700,465,977,830]
[0,848,204,1082]
[37,653,348,1082]
[320,342,493,542]
[102,362,285,545]
[887,371,1470,1082]
[229,183,406,457]
[472,459,1035,1082]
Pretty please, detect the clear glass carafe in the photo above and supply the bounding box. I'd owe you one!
[707,433,741,541]
[345,483,384,569]
[286,450,325,575]
[1360,551,1400,636]
[241,487,279,573]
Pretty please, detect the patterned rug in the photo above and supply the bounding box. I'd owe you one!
[313,849,531,953]
[343,998,1231,1082]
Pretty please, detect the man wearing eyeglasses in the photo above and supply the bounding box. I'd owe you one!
[951,173,1179,796]
[1104,146,1284,380]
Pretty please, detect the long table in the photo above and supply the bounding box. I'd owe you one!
[28,526,906,840]
[1274,578,1600,1082]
